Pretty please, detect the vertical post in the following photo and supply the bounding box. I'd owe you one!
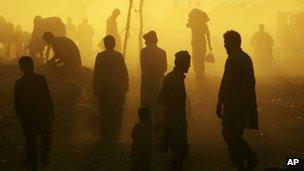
[138,0,144,54]
[123,0,134,58]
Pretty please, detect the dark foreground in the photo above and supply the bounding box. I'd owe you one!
[0,75,304,171]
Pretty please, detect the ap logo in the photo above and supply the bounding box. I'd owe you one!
[285,158,304,170]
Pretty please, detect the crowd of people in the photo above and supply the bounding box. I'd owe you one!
[6,7,279,171]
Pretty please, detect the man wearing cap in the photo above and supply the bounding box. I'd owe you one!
[158,51,190,171]
[106,9,122,52]
[140,31,167,130]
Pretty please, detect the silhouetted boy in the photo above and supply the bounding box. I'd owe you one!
[14,56,54,170]
[131,107,163,171]
[216,30,259,171]
[158,51,191,171]
[93,35,129,142]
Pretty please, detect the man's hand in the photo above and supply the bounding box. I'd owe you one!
[216,102,223,119]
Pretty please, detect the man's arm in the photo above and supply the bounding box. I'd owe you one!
[158,76,170,105]
[162,51,167,73]
[41,76,54,122]
[206,25,212,51]
[93,54,101,96]
[216,59,232,119]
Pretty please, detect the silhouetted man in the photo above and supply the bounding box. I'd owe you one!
[140,31,167,127]
[66,17,76,41]
[43,31,82,67]
[158,51,190,171]
[186,8,212,78]
[216,30,259,171]
[106,9,122,51]
[76,18,95,57]
[93,35,129,142]
[15,56,53,170]
[251,24,274,67]
[29,16,66,60]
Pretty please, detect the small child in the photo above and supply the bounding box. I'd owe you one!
[131,107,162,171]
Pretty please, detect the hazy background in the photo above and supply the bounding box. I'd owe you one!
[1,0,304,75]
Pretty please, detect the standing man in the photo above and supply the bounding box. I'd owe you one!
[15,56,53,170]
[76,18,95,58]
[140,31,167,127]
[186,8,212,78]
[65,17,77,41]
[251,24,274,74]
[106,9,122,52]
[93,35,129,142]
[158,51,190,171]
[216,30,259,171]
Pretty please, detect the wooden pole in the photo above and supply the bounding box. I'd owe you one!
[122,0,134,58]
[138,0,144,54]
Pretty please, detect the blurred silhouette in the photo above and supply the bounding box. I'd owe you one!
[76,18,95,57]
[93,35,129,142]
[43,31,82,67]
[65,17,76,41]
[106,9,122,52]
[216,30,258,171]
[131,107,163,171]
[158,51,190,171]
[186,8,212,78]
[0,17,14,59]
[15,25,30,57]
[140,31,167,137]
[251,24,274,69]
[28,16,66,62]
[14,56,53,170]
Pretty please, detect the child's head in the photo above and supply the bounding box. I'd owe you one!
[138,107,151,122]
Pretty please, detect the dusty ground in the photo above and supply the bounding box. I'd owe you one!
[0,72,304,171]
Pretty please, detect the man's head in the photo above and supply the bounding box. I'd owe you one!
[175,51,191,73]
[143,31,158,46]
[82,18,88,24]
[103,35,116,50]
[43,31,56,44]
[112,9,121,17]
[34,15,42,24]
[223,30,241,54]
[259,24,265,31]
[18,56,34,74]
[138,107,151,122]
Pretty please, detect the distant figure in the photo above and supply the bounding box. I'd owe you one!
[186,8,212,77]
[158,51,191,171]
[216,30,259,171]
[15,25,29,57]
[131,107,163,171]
[76,18,95,57]
[140,31,167,128]
[251,24,274,66]
[65,17,76,41]
[29,16,66,60]
[0,17,14,59]
[43,31,82,67]
[93,35,129,141]
[106,9,122,52]
[14,56,53,170]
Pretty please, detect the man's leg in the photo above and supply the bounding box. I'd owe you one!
[169,133,188,171]
[40,124,53,166]
[222,127,245,168]
[21,124,39,169]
